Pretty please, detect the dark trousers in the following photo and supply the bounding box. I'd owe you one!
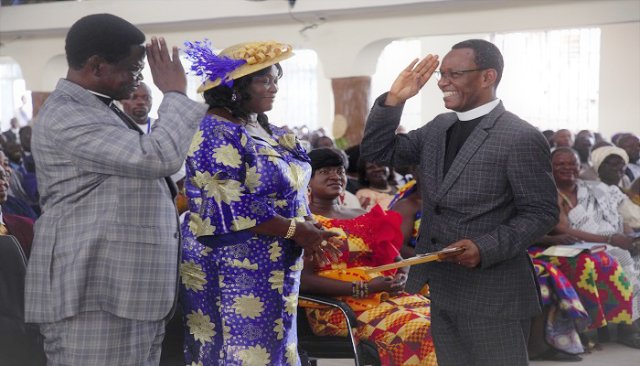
[431,305,531,366]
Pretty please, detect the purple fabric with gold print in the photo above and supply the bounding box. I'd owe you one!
[179,114,311,365]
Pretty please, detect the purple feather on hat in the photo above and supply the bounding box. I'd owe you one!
[182,39,246,88]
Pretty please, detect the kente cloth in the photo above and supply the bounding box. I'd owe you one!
[305,206,437,366]
[180,114,311,366]
[532,259,589,354]
[529,246,633,329]
[388,180,422,248]
[566,179,640,321]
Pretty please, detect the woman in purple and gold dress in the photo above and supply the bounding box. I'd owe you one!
[178,40,339,366]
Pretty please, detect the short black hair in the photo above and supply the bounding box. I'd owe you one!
[616,133,638,147]
[308,148,346,176]
[452,39,504,87]
[65,13,145,69]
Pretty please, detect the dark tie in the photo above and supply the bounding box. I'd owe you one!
[108,102,178,199]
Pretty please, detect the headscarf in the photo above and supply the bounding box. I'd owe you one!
[591,146,629,174]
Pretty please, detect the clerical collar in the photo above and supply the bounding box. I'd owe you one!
[88,90,113,105]
[455,99,500,121]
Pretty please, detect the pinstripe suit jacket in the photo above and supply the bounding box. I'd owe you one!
[361,95,558,319]
[24,79,208,323]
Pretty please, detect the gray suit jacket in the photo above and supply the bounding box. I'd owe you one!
[361,95,558,319]
[25,79,208,322]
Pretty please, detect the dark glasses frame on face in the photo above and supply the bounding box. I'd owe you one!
[434,68,487,81]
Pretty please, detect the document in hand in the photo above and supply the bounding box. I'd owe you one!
[541,242,607,257]
[365,247,465,273]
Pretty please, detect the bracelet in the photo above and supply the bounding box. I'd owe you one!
[607,234,614,244]
[284,219,297,239]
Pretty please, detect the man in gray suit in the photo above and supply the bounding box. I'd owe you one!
[361,39,558,365]
[24,14,207,365]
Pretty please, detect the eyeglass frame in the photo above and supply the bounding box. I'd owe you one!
[434,68,488,81]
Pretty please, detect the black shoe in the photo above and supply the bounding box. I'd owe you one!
[531,349,583,362]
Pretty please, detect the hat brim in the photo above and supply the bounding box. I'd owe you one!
[197,51,294,93]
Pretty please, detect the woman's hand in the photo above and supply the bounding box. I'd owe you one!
[544,234,581,246]
[367,276,395,294]
[609,233,634,251]
[389,272,407,295]
[292,221,341,266]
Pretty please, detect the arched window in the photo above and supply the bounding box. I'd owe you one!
[0,58,30,130]
[491,28,600,132]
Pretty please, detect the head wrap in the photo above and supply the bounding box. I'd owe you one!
[183,39,294,93]
[591,146,629,174]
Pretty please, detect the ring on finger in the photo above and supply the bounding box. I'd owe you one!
[321,240,328,247]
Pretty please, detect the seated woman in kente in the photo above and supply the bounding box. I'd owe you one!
[529,146,640,349]
[300,148,437,366]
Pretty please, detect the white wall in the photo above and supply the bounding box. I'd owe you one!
[599,22,640,138]
[0,0,638,136]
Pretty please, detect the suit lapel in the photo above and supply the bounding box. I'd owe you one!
[434,102,505,201]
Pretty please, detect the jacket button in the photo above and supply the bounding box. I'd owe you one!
[174,232,179,239]
[434,205,441,215]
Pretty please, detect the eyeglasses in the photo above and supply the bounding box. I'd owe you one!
[434,68,487,81]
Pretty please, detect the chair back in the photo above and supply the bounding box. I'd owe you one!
[0,234,46,365]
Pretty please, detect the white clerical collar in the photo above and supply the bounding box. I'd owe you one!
[455,99,501,121]
[88,90,112,100]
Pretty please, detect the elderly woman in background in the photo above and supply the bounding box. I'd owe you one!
[179,40,339,365]
[591,145,636,207]
[301,148,437,366]
[534,147,640,349]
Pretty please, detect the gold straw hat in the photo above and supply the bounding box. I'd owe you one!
[196,41,295,93]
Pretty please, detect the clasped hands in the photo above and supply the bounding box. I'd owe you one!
[292,221,342,266]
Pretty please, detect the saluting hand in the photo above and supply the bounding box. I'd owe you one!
[146,37,187,95]
[385,54,439,107]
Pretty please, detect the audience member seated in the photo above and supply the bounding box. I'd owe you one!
[574,129,598,181]
[553,129,574,148]
[0,150,38,220]
[3,142,39,214]
[343,144,362,194]
[0,165,34,257]
[527,254,590,361]
[355,159,398,211]
[616,133,640,184]
[592,144,633,189]
[301,148,437,366]
[388,173,422,259]
[2,117,21,144]
[542,129,555,148]
[535,147,640,349]
[627,177,640,205]
[310,134,336,149]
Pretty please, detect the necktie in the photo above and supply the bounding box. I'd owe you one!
[108,102,178,199]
